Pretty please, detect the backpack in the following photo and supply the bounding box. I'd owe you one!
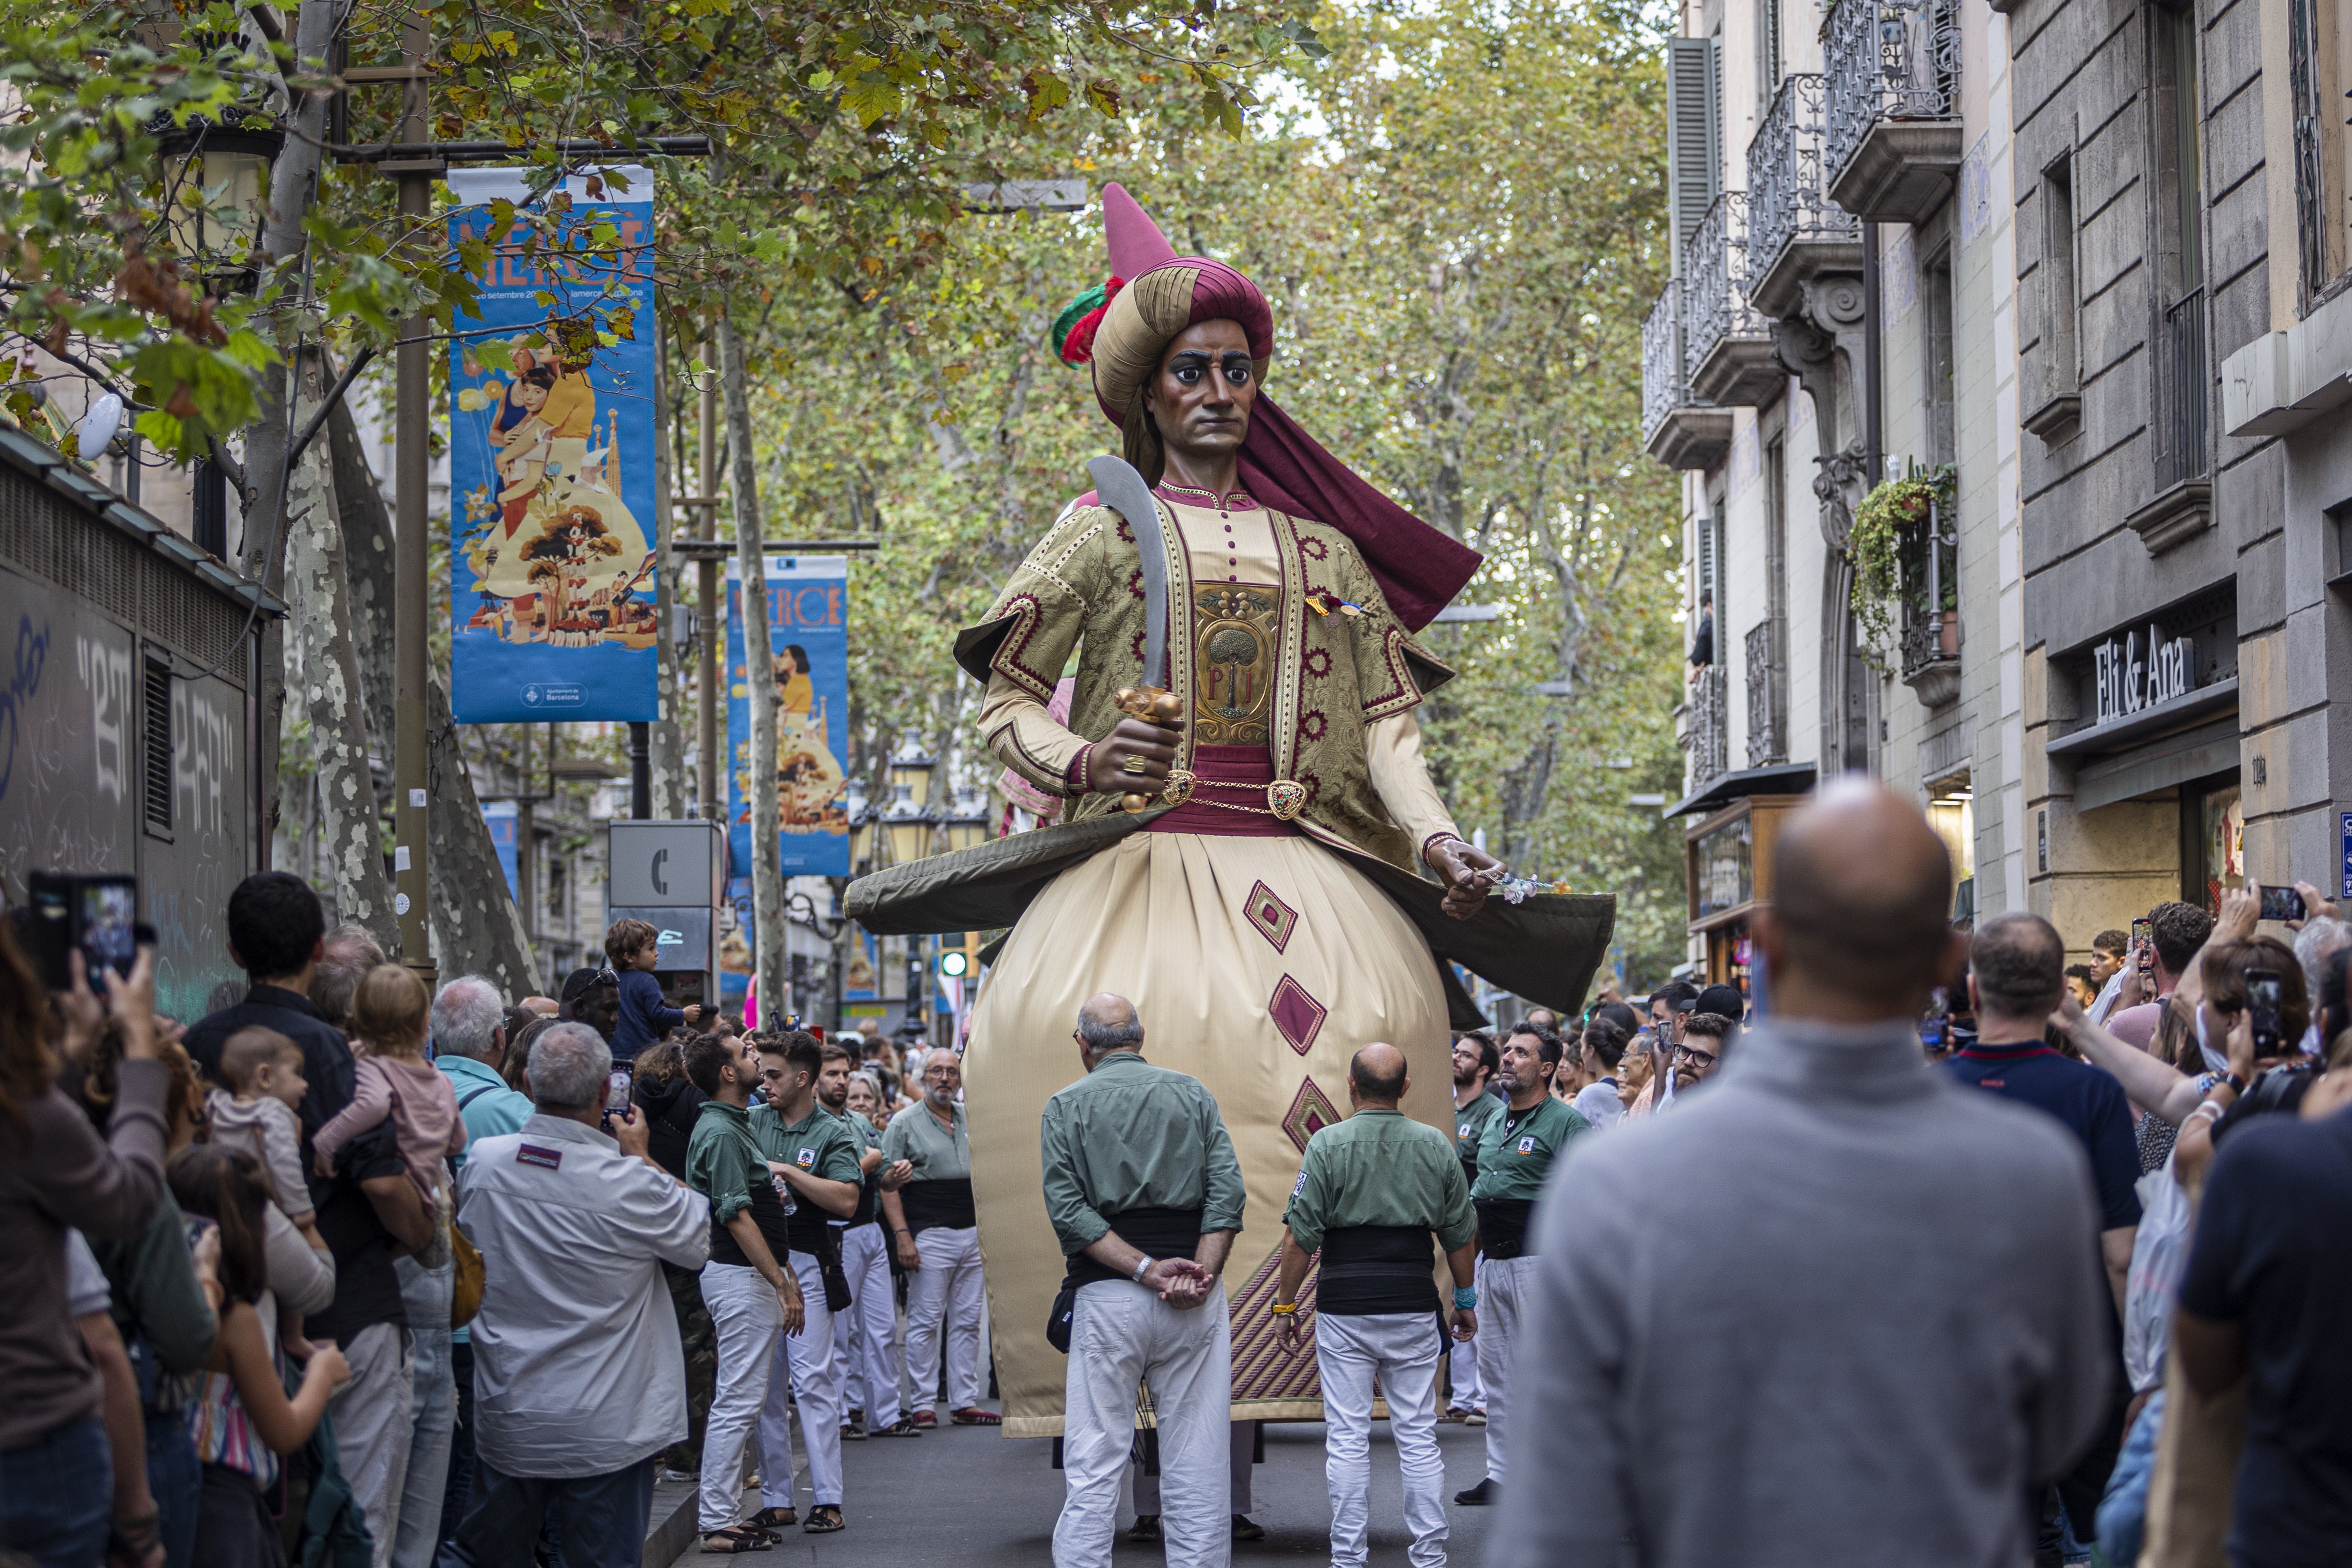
[284,1370,375,1568]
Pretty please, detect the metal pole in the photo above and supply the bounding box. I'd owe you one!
[629,722,651,817]
[390,10,435,981]
[696,342,720,822]
[1862,221,1883,484]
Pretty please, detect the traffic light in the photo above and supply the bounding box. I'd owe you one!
[936,928,985,981]
[938,950,969,979]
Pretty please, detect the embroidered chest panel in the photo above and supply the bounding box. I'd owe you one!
[1188,583,1281,746]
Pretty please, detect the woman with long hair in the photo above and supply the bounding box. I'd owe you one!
[167,1144,350,1568]
[0,916,174,1567]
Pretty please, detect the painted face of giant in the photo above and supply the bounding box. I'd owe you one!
[1144,318,1256,462]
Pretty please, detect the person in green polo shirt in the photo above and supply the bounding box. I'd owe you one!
[1446,1031,1501,1425]
[746,1031,863,1535]
[1456,1022,1588,1509]
[1273,1043,1476,1568]
[681,1033,803,1551]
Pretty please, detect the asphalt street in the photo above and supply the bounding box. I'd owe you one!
[659,1405,1501,1564]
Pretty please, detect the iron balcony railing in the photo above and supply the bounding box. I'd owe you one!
[1744,617,1786,768]
[1685,192,1764,385]
[1748,74,1857,293]
[1685,661,1730,793]
[1824,0,1961,189]
[1643,276,1690,443]
[1898,493,1961,687]
[2156,289,2210,491]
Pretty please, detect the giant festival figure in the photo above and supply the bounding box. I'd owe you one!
[848,186,1614,1447]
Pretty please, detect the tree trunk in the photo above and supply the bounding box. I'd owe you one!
[238,0,337,849]
[283,348,399,955]
[328,387,396,757]
[717,315,787,1022]
[647,321,689,818]
[425,672,540,997]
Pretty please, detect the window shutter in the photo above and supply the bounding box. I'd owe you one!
[1667,36,1723,272]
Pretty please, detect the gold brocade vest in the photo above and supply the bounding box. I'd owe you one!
[957,500,1456,872]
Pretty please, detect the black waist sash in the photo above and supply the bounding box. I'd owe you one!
[1316,1225,1436,1315]
[900,1176,977,1233]
[1063,1206,1205,1290]
[1475,1199,1536,1261]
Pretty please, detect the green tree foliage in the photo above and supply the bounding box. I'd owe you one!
[705,0,1690,985]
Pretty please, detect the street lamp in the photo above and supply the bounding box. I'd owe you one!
[846,792,876,869]
[944,799,991,854]
[882,782,937,866]
[890,750,938,809]
[156,109,282,295]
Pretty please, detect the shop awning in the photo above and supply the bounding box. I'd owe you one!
[2043,677,2238,759]
[1665,762,1819,819]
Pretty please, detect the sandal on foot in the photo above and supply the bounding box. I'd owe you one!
[804,1505,845,1533]
[745,1508,797,1531]
[1124,1516,1162,1543]
[950,1406,1001,1426]
[699,1527,775,1553]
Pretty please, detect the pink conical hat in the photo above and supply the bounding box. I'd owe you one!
[1102,182,1176,278]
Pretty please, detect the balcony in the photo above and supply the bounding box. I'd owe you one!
[1898,491,1961,709]
[1679,662,1731,794]
[1746,74,1863,320]
[1643,277,1733,470]
[1685,193,1783,408]
[2132,288,2212,553]
[1744,618,1787,768]
[1824,0,1964,224]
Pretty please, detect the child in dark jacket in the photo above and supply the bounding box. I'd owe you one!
[607,917,703,1053]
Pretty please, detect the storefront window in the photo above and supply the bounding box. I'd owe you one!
[2196,783,2244,913]
[1693,815,1754,919]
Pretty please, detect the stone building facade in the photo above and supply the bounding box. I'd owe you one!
[1645,0,2030,989]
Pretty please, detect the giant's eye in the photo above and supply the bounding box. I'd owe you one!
[1171,361,1204,384]
[1224,362,1251,385]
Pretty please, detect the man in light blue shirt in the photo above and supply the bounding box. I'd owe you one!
[427,976,538,1557]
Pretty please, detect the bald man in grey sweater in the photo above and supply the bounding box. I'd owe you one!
[1489,781,2114,1568]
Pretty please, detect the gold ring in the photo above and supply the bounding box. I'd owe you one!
[1120,754,1148,775]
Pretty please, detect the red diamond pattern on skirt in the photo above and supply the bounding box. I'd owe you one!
[1269,974,1326,1055]
[1244,880,1298,953]
[1282,1075,1340,1153]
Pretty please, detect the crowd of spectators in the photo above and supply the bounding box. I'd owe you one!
[9,779,2350,1567]
[0,868,943,1568]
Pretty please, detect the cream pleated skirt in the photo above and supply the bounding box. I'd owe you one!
[962,828,1453,1437]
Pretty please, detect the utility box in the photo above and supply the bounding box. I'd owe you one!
[607,819,728,1010]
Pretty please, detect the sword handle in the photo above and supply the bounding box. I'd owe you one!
[1113,685,1184,813]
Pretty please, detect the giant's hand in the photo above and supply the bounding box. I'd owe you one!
[1086,716,1184,796]
[1424,836,1503,921]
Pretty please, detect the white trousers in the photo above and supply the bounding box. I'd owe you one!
[1054,1280,1231,1568]
[1474,1255,1534,1485]
[1448,1338,1483,1411]
[697,1262,778,1533]
[904,1224,985,1410]
[756,1251,844,1508]
[829,1223,900,1428]
[1133,1419,1253,1515]
[1318,1311,1448,1568]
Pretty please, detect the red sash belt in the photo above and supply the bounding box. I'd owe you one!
[1143,745,1296,838]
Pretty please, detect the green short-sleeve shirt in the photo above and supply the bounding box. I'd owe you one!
[1469,1094,1590,1203]
[1282,1108,1475,1256]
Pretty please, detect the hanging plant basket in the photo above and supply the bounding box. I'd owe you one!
[1847,464,1956,666]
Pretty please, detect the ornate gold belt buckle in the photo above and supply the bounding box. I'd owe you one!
[1267,780,1307,820]
[1163,770,1196,807]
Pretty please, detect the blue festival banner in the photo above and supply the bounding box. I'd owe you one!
[727,556,851,877]
[444,166,659,722]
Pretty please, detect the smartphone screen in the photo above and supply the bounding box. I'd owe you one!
[79,879,137,984]
[2131,917,2153,964]
[2259,885,2307,923]
[2247,969,2284,1054]
[605,1066,634,1121]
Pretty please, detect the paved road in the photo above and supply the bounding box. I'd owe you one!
[663,1405,1501,1564]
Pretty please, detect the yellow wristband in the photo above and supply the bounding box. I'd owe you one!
[1269,1300,1299,1316]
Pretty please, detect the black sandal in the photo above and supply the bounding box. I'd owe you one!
[745,1508,797,1531]
[699,1525,775,1553]
[804,1504,845,1533]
